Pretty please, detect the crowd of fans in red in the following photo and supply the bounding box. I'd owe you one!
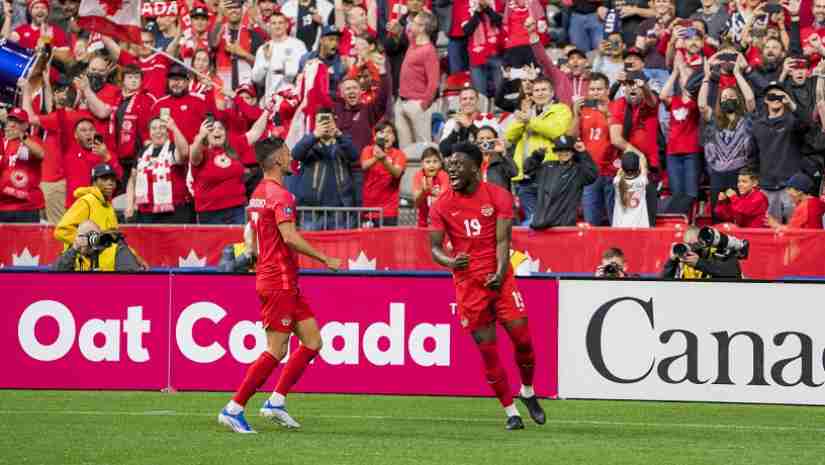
[0,0,824,235]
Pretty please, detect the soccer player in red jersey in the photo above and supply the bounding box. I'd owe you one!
[429,142,546,430]
[218,137,342,434]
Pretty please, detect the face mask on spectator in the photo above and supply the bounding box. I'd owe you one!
[720,99,737,114]
[87,74,106,92]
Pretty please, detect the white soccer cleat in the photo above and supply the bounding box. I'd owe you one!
[218,408,257,434]
[260,400,301,429]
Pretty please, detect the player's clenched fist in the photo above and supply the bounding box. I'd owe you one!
[450,252,469,270]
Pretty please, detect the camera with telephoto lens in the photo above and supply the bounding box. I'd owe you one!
[603,262,622,277]
[87,231,123,250]
[698,226,749,258]
[672,242,691,257]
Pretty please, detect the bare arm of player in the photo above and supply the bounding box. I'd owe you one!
[277,220,342,271]
[484,217,512,290]
[244,222,256,256]
[428,229,469,270]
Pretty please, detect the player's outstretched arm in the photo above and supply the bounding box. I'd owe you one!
[429,230,468,270]
[277,221,342,271]
[485,217,513,290]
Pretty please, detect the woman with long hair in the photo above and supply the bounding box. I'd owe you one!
[698,51,756,222]
[125,117,192,223]
[360,120,407,226]
[190,110,271,224]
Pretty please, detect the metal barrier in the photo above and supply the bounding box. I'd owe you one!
[296,206,384,230]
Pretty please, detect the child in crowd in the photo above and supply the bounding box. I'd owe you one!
[412,147,449,227]
[612,151,650,227]
[714,168,768,227]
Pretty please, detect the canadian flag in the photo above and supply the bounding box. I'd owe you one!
[285,59,333,148]
[77,0,142,45]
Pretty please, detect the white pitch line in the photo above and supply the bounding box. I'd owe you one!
[0,410,823,434]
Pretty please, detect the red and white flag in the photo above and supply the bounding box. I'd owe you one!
[285,59,333,148]
[77,0,142,45]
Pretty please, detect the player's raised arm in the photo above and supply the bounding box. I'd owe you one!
[278,221,342,271]
[429,229,469,270]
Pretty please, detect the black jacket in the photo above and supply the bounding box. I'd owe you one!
[485,153,518,192]
[524,150,598,229]
[750,108,810,190]
[660,250,742,279]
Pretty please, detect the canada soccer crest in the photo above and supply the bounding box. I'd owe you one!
[214,154,231,168]
[10,170,28,188]
[480,204,493,217]
[281,318,292,327]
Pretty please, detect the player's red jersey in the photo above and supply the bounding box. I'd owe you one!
[429,181,514,281]
[248,178,299,292]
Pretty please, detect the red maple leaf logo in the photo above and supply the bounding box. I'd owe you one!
[99,0,123,16]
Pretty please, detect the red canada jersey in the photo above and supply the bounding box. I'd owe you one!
[248,178,299,291]
[118,51,172,99]
[429,181,514,282]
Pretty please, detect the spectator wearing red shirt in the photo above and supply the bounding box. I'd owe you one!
[190,110,271,224]
[395,11,439,147]
[152,64,210,143]
[4,0,70,54]
[76,55,122,151]
[61,118,123,208]
[412,147,448,227]
[0,108,46,222]
[103,30,173,100]
[31,77,72,224]
[608,73,660,173]
[661,54,702,204]
[178,5,212,66]
[570,73,617,226]
[125,117,193,224]
[360,121,407,226]
[107,65,157,186]
[462,0,503,98]
[447,0,471,73]
[339,6,377,59]
[714,168,769,228]
[768,173,825,229]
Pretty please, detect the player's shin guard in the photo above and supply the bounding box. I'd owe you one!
[477,342,514,407]
[507,324,535,387]
[232,351,280,406]
[274,345,319,396]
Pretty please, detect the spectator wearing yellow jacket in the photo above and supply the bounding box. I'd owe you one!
[54,164,119,249]
[504,76,573,224]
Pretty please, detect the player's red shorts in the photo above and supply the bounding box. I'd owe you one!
[258,288,315,333]
[454,271,527,332]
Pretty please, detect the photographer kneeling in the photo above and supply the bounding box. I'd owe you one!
[53,221,145,272]
[661,226,744,280]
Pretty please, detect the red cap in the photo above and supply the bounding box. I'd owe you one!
[236,83,256,98]
[8,108,29,124]
[27,0,49,11]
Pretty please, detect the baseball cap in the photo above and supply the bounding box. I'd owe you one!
[321,25,341,37]
[190,4,209,17]
[786,172,814,194]
[7,108,29,124]
[168,63,190,79]
[621,151,641,173]
[623,47,644,60]
[764,81,786,95]
[553,136,576,152]
[91,163,117,180]
[236,83,256,98]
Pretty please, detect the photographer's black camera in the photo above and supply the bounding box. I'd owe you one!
[672,242,690,257]
[603,263,621,277]
[698,227,749,258]
[88,231,123,250]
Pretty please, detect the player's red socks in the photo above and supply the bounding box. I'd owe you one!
[274,345,319,396]
[507,324,535,387]
[477,342,514,407]
[232,351,280,406]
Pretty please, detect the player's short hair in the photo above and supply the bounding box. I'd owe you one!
[451,142,483,168]
[255,136,287,169]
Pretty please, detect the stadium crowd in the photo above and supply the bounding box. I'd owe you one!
[0,0,824,245]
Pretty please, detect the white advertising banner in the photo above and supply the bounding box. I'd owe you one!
[558,279,825,405]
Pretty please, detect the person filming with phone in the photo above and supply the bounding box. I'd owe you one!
[292,108,359,230]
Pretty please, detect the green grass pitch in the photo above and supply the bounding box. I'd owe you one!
[2,390,825,465]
